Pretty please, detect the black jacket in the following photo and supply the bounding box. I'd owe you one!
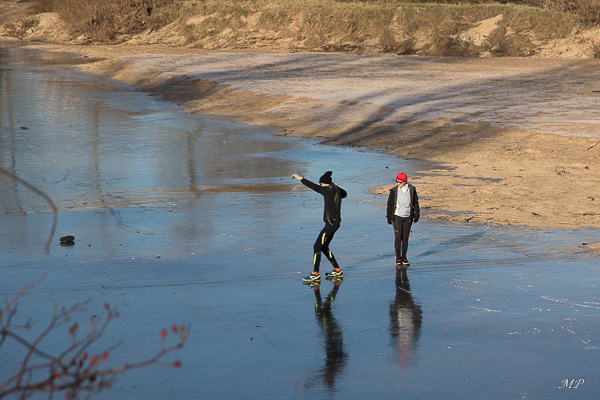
[301,179,347,225]
[386,184,420,224]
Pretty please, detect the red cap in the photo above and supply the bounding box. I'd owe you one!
[396,172,407,183]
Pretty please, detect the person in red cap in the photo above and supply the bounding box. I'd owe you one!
[291,171,347,283]
[386,172,420,266]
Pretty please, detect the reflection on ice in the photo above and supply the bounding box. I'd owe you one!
[1,46,298,217]
[390,268,422,370]
[307,280,347,392]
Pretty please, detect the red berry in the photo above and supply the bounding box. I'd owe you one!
[173,360,181,368]
[68,323,78,335]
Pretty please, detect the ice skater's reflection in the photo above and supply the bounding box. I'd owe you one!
[389,267,422,370]
[310,279,347,390]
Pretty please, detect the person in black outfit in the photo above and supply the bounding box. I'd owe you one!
[291,171,347,283]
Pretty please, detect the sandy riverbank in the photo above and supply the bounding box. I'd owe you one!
[7,40,600,239]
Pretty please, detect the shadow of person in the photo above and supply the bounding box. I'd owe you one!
[308,279,348,391]
[389,267,423,370]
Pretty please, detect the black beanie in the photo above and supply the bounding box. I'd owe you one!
[319,171,333,184]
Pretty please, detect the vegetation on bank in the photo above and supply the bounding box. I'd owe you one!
[4,0,600,56]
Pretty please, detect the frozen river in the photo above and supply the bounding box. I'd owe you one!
[1,43,599,399]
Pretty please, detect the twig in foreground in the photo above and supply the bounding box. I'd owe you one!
[0,167,57,253]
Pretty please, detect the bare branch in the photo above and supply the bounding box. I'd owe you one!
[0,167,58,254]
[587,139,600,151]
[1,281,188,399]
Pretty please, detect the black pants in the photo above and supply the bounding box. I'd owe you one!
[313,222,340,272]
[393,216,412,260]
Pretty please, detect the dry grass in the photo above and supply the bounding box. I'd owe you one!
[148,1,579,55]
[18,0,590,54]
[21,0,170,42]
[542,0,600,26]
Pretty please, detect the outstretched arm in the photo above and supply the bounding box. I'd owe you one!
[291,174,324,194]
